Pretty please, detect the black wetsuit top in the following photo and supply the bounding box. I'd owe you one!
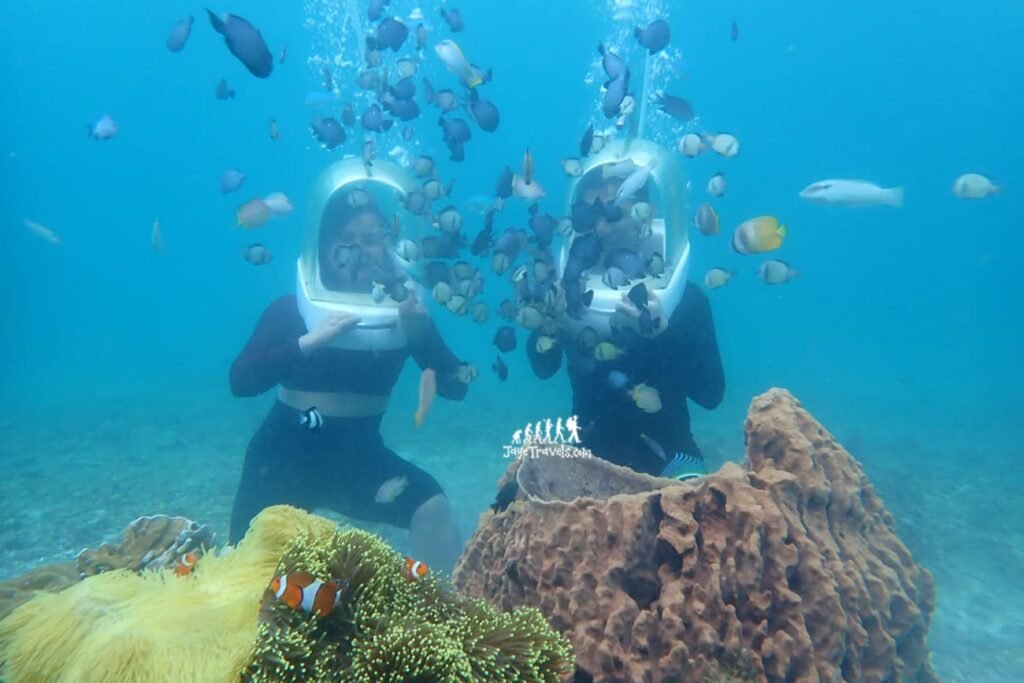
[228,295,466,543]
[527,282,724,475]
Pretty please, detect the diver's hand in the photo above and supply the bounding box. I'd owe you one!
[299,313,362,355]
[613,292,668,337]
[398,296,432,342]
[454,362,479,385]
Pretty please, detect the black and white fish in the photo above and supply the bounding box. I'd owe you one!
[300,407,324,432]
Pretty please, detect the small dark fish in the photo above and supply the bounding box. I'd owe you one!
[322,66,333,91]
[207,10,273,79]
[493,326,517,353]
[402,125,415,141]
[279,45,287,63]
[220,168,246,194]
[493,227,526,259]
[528,204,556,249]
[166,15,194,52]
[571,198,599,233]
[470,229,492,256]
[492,356,509,382]
[634,19,670,54]
[389,76,416,101]
[656,93,694,122]
[374,17,408,52]
[606,248,645,279]
[342,103,356,126]
[383,97,420,121]
[361,104,394,132]
[269,118,281,140]
[446,139,465,162]
[215,78,235,100]
[440,7,464,32]
[311,117,346,149]
[490,479,519,513]
[416,23,430,50]
[466,90,499,132]
[438,116,472,144]
[602,75,628,119]
[495,167,514,201]
[579,123,594,157]
[637,308,660,336]
[731,19,739,42]
[368,0,389,21]
[597,43,627,81]
[243,243,272,265]
[300,406,324,432]
[627,282,648,311]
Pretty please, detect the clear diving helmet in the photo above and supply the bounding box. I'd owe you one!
[558,137,690,338]
[297,157,429,351]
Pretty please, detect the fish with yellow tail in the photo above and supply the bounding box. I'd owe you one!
[268,572,345,616]
[434,39,483,88]
[414,368,437,428]
[731,216,787,255]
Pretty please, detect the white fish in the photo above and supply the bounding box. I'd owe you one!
[24,218,62,246]
[262,192,293,216]
[758,260,799,284]
[707,173,727,197]
[375,475,409,503]
[434,39,482,87]
[677,133,704,157]
[560,158,583,177]
[512,174,546,200]
[705,133,739,157]
[704,268,731,289]
[615,160,656,205]
[952,173,1000,199]
[799,179,903,208]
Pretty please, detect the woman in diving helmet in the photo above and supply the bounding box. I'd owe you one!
[527,147,725,478]
[228,172,471,573]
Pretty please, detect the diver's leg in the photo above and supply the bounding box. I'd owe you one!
[410,493,463,573]
[326,436,463,573]
[229,404,313,544]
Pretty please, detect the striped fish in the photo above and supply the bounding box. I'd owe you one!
[660,452,708,481]
[269,572,344,616]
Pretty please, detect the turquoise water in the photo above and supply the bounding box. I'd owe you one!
[1,0,1022,680]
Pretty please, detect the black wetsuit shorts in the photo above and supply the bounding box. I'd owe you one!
[229,401,443,543]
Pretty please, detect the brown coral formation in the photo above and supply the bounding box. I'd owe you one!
[75,513,215,576]
[0,514,214,622]
[453,389,939,683]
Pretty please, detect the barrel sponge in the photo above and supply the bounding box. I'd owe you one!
[0,505,336,682]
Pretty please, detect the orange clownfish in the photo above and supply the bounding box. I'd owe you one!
[174,551,200,576]
[402,556,429,582]
[269,572,344,617]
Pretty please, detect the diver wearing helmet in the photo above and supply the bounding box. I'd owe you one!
[527,140,724,478]
[228,159,471,571]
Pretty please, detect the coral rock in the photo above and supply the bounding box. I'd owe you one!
[453,389,939,683]
[75,514,216,576]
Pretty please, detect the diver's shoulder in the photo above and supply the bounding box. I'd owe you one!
[262,294,302,322]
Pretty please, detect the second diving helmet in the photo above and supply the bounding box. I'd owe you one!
[558,137,691,338]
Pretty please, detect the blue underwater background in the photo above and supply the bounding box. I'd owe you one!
[1,0,1022,680]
